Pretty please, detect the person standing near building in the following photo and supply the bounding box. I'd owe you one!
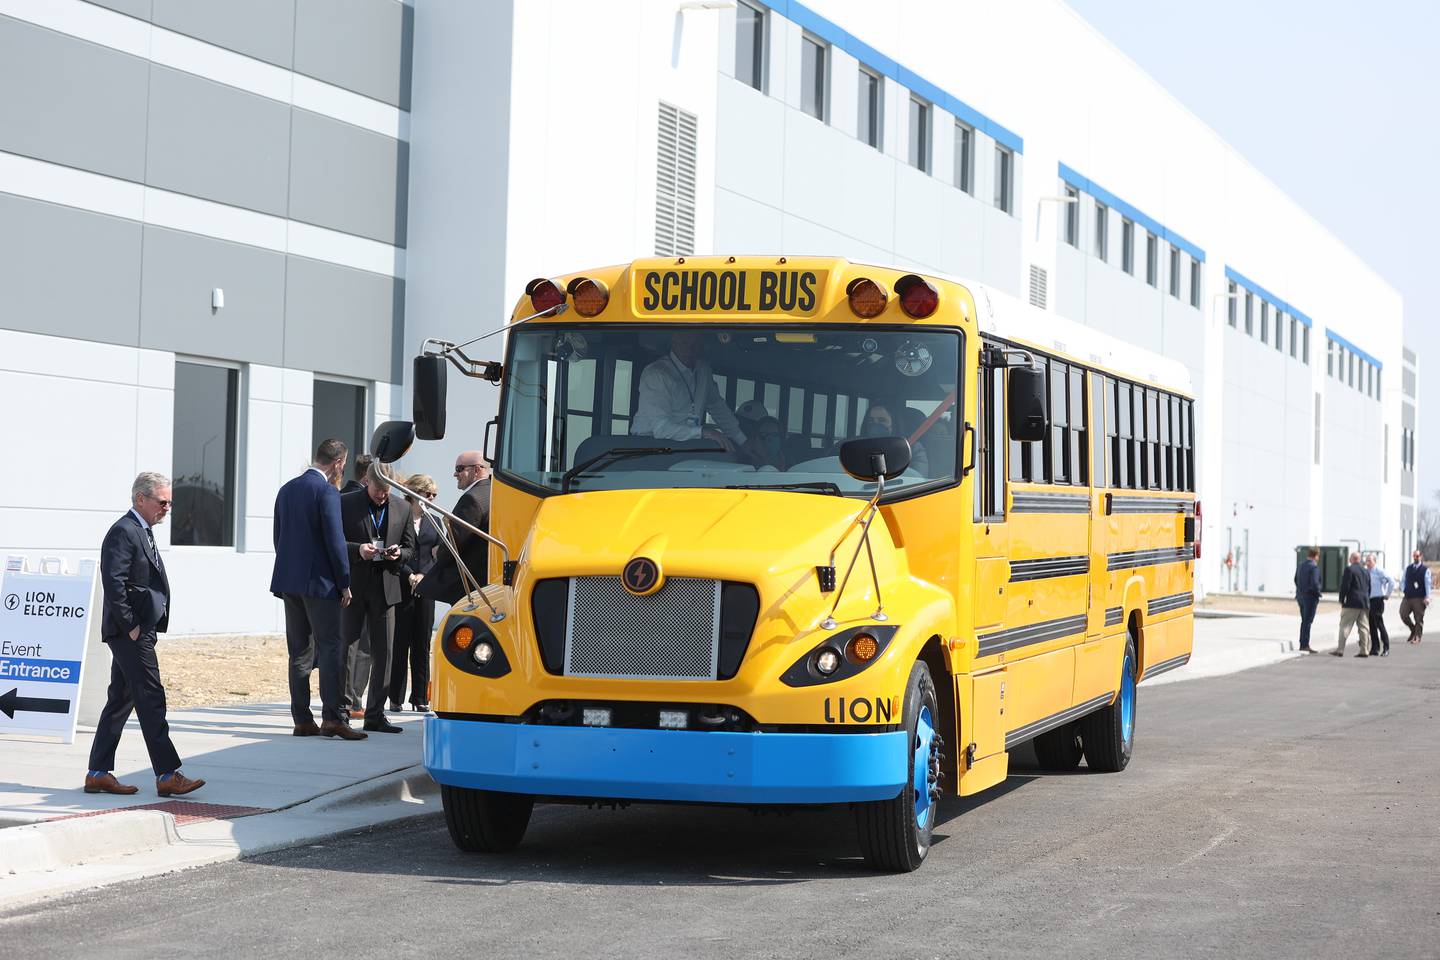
[389,473,440,712]
[85,472,205,796]
[271,440,364,740]
[1332,552,1373,658]
[1365,553,1394,657]
[1293,548,1322,654]
[416,452,491,605]
[340,462,415,733]
[1400,549,1431,644]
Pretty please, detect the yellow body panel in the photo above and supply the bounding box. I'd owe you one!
[426,255,1194,799]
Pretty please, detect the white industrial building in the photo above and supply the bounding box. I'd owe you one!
[0,0,1412,633]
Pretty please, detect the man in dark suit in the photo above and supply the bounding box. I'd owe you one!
[85,472,205,796]
[390,475,441,712]
[1293,547,1321,654]
[340,454,374,496]
[271,440,364,740]
[1332,552,1372,657]
[340,463,415,733]
[416,451,490,605]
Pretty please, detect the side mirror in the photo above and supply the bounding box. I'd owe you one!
[839,437,911,482]
[370,420,416,464]
[1007,365,1048,442]
[414,355,448,441]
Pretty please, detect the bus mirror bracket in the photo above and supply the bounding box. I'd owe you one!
[821,439,914,629]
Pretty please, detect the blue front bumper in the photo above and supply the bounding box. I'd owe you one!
[424,716,907,805]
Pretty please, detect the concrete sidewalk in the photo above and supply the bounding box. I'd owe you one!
[0,607,1340,909]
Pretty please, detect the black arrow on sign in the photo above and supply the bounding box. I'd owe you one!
[0,688,71,719]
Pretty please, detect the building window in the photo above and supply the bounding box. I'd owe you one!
[1227,280,1237,326]
[954,122,973,193]
[857,67,882,148]
[1145,233,1158,287]
[171,360,239,547]
[994,144,1014,213]
[1168,246,1181,298]
[312,379,367,484]
[1303,325,1310,364]
[1094,202,1109,262]
[800,34,827,121]
[1274,309,1284,352]
[908,96,930,172]
[1121,218,1135,274]
[1189,259,1201,308]
[735,0,766,91]
[1245,292,1254,335]
[1063,185,1080,247]
[1327,339,1335,376]
[1289,317,1298,358]
[1260,302,1269,343]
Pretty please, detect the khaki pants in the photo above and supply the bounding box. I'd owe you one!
[1399,597,1427,642]
[1336,606,1372,655]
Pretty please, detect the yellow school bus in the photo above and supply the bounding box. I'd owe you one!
[379,256,1197,872]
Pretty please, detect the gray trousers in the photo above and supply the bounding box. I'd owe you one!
[282,594,346,725]
[1336,606,1372,655]
[342,590,395,723]
[345,622,370,711]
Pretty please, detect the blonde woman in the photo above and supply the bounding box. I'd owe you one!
[389,473,441,711]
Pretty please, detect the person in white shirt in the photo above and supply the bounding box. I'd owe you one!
[632,331,750,453]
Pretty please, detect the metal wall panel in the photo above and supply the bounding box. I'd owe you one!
[145,65,292,217]
[139,225,286,365]
[151,0,296,68]
[0,193,143,345]
[82,0,153,20]
[284,256,402,384]
[0,16,150,183]
[294,0,412,109]
[288,109,408,245]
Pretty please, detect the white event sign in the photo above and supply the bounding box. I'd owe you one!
[0,564,98,743]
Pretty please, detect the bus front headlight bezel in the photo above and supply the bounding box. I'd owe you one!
[779,624,899,687]
[441,616,511,678]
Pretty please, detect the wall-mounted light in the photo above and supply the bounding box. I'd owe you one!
[211,288,224,313]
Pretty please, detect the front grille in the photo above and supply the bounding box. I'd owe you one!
[564,576,721,680]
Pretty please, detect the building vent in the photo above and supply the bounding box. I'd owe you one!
[1028,264,1048,309]
[655,102,698,257]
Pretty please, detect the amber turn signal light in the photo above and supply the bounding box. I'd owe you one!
[846,277,888,318]
[452,625,475,651]
[847,633,880,663]
[567,277,609,317]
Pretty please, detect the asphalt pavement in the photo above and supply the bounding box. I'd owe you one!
[3,638,1436,959]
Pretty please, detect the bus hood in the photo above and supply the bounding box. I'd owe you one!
[521,487,899,590]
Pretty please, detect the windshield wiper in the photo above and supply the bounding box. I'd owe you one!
[724,481,844,496]
[560,445,723,492]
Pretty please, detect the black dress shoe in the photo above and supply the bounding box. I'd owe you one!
[388,701,403,712]
[363,719,404,733]
[411,702,430,713]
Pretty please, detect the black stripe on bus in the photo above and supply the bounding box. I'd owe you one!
[1107,495,1195,516]
[977,614,1088,657]
[1009,555,1090,582]
[1011,492,1091,514]
[1141,653,1190,681]
[1107,546,1193,570]
[1104,606,1124,627]
[1004,693,1116,749]
[1147,591,1195,616]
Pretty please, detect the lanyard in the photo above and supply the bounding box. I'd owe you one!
[669,356,698,407]
[368,503,387,540]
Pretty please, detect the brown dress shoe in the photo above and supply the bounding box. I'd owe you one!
[84,772,139,795]
[293,721,323,737]
[321,719,368,740]
[156,771,205,797]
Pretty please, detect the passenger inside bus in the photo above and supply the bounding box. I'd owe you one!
[631,331,755,457]
[859,401,930,477]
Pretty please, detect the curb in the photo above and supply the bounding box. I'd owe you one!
[1,811,180,877]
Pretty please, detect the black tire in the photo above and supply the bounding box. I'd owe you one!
[1081,635,1138,773]
[854,661,943,872]
[1032,721,1084,770]
[441,784,534,852]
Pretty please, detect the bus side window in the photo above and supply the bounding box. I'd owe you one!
[1185,399,1196,492]
[1147,388,1162,490]
[1115,379,1132,489]
[1070,366,1086,485]
[1091,372,1108,489]
[1050,358,1069,483]
[977,358,1006,520]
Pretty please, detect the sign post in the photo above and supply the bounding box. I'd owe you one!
[0,561,98,743]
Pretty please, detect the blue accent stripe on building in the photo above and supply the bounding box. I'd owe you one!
[1324,328,1383,370]
[756,1,1024,153]
[1223,266,1314,329]
[1058,163,1204,263]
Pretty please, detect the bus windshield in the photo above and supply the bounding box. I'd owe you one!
[499,324,963,497]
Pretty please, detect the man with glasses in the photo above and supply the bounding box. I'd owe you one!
[85,472,205,796]
[416,452,490,605]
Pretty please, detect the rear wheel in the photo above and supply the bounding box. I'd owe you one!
[441,785,534,852]
[1032,721,1084,770]
[1081,635,1137,772]
[855,661,943,872]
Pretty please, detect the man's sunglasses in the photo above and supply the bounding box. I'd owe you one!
[454,464,481,474]
[144,494,173,508]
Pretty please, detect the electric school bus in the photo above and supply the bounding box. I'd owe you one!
[371,256,1197,872]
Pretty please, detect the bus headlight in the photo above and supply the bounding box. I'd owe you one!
[442,616,511,678]
[780,625,900,687]
[472,640,495,666]
[815,648,841,675]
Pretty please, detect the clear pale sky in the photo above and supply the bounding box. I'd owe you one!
[1064,0,1438,496]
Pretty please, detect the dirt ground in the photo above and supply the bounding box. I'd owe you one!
[158,634,291,709]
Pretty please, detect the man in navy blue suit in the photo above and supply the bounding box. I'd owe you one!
[271,439,364,740]
[85,472,205,796]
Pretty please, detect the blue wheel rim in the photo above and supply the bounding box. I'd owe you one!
[913,705,936,829]
[1120,649,1136,745]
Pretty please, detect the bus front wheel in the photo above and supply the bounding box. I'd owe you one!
[1081,635,1137,773]
[854,660,942,872]
[441,784,534,852]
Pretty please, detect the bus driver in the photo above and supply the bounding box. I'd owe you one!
[632,331,753,455]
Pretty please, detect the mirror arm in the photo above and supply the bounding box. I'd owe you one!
[420,302,568,383]
[821,474,888,630]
